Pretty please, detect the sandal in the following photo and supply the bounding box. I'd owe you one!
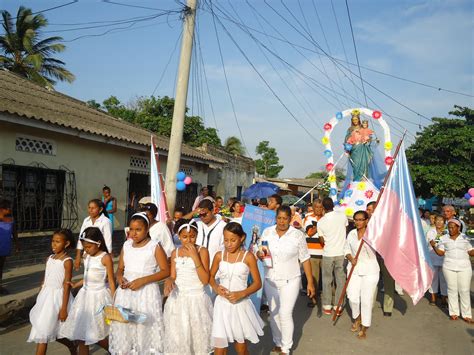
[462,317,474,324]
[449,315,458,321]
[351,318,361,332]
[271,346,282,353]
[357,330,367,339]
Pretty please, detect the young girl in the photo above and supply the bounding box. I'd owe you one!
[209,222,264,355]
[28,229,76,355]
[75,199,112,271]
[163,219,213,354]
[109,212,170,354]
[60,227,115,354]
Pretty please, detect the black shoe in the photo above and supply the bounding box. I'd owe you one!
[383,312,392,317]
[307,301,316,308]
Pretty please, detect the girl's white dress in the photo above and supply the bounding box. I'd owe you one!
[27,255,73,343]
[60,252,112,344]
[164,247,213,354]
[109,239,164,355]
[212,251,264,348]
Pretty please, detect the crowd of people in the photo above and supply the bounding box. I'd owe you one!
[0,186,471,354]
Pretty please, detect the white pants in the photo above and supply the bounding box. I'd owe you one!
[264,277,300,354]
[347,273,379,327]
[429,265,447,296]
[443,267,472,318]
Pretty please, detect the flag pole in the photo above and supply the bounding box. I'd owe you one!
[332,131,407,324]
[152,136,171,221]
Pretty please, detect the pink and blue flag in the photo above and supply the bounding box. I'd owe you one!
[364,143,433,304]
[150,136,168,223]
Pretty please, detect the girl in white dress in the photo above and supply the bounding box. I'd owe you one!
[60,227,115,353]
[27,229,77,355]
[209,222,264,355]
[163,219,213,354]
[109,212,170,354]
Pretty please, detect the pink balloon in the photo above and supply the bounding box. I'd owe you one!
[469,187,474,197]
[184,176,192,185]
[470,197,474,206]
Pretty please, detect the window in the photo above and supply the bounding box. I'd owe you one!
[130,156,149,169]
[15,135,56,156]
[0,164,66,232]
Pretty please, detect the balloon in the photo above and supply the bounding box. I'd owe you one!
[372,110,382,119]
[336,112,343,120]
[464,193,471,200]
[176,171,186,181]
[469,188,474,197]
[184,176,192,185]
[176,181,186,191]
[323,149,333,158]
[470,197,474,206]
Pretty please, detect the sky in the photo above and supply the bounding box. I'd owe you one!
[2,0,473,178]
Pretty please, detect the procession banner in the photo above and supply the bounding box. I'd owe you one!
[150,136,168,222]
[241,205,276,310]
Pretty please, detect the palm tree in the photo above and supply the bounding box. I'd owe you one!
[0,6,75,88]
[224,136,245,155]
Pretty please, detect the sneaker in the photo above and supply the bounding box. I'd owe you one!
[323,308,333,316]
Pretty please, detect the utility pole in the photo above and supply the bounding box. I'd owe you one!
[164,0,197,214]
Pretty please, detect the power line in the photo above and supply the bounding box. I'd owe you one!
[7,1,79,20]
[151,32,182,96]
[102,0,171,12]
[344,0,368,107]
[209,2,251,156]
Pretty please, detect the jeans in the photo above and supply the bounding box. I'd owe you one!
[321,255,346,310]
[264,277,301,353]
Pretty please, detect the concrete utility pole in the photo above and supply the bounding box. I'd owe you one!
[164,0,197,214]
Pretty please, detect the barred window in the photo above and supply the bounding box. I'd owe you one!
[180,166,193,176]
[16,135,56,156]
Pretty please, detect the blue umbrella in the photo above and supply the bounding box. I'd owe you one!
[242,182,280,199]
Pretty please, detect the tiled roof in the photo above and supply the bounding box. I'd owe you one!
[0,69,225,164]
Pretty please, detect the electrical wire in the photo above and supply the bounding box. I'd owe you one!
[151,32,182,96]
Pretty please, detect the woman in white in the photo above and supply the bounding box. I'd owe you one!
[258,205,315,355]
[344,211,379,339]
[430,219,474,323]
[426,214,447,305]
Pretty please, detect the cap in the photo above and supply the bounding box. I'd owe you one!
[139,196,152,205]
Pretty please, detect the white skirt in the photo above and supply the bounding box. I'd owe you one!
[163,288,213,354]
[27,286,73,343]
[211,295,264,348]
[60,287,112,345]
[109,283,164,354]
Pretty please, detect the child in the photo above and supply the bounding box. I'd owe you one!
[0,199,18,295]
[60,227,115,353]
[109,212,170,354]
[209,222,264,355]
[75,199,112,271]
[163,219,213,354]
[27,229,76,355]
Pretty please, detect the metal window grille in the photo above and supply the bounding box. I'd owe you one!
[180,167,193,176]
[0,164,77,232]
[130,156,149,169]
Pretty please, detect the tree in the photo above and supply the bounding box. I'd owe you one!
[406,106,474,198]
[98,95,222,147]
[255,141,283,178]
[0,7,74,88]
[306,168,346,182]
[223,136,245,155]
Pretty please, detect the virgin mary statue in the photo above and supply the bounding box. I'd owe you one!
[344,110,373,181]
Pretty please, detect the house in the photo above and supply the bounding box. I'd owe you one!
[0,70,254,266]
[255,177,328,202]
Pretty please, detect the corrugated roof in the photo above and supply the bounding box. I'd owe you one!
[0,70,225,164]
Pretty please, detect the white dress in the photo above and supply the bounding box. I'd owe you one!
[28,255,73,343]
[212,251,264,348]
[164,247,213,354]
[60,252,112,344]
[109,239,164,355]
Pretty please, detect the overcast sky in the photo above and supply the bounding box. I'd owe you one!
[3,0,473,177]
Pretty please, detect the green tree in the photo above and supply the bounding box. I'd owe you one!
[223,136,245,155]
[100,95,222,147]
[255,141,283,178]
[406,106,474,198]
[0,7,74,88]
[306,167,346,182]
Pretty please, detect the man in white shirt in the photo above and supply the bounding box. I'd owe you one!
[192,186,209,211]
[141,203,175,259]
[317,197,348,315]
[195,199,226,262]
